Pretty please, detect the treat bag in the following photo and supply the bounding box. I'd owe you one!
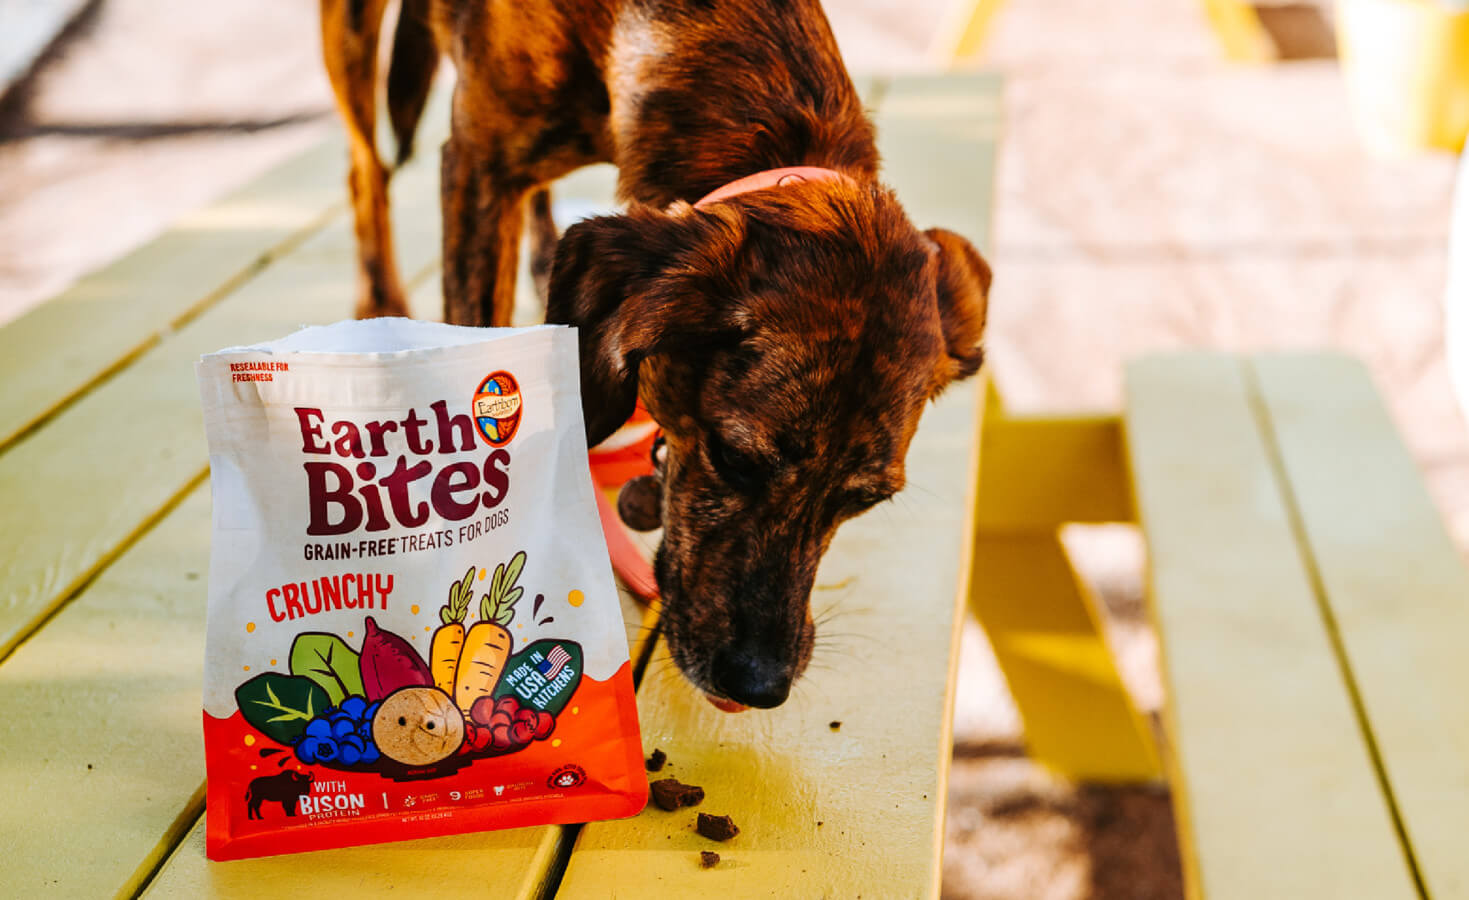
[196,319,647,861]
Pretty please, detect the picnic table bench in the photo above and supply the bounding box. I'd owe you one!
[978,354,1469,899]
[0,72,1000,898]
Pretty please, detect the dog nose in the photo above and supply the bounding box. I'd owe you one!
[710,644,793,709]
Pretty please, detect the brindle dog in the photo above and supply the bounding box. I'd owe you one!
[321,0,992,710]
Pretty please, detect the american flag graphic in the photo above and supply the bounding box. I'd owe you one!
[538,645,571,680]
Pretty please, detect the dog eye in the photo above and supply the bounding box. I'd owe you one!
[707,434,765,490]
[846,489,893,514]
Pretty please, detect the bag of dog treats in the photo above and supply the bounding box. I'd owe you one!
[195,319,647,861]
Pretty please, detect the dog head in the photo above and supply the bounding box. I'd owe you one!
[547,179,990,710]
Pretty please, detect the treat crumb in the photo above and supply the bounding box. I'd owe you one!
[650,777,705,811]
[696,812,740,842]
[645,748,667,772]
[699,850,721,869]
[828,721,841,731]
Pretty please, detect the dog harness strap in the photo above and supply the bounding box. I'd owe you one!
[694,166,847,208]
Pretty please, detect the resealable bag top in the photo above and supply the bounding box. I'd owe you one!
[196,318,647,861]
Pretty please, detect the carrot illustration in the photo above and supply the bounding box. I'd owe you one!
[430,566,476,695]
[454,551,526,717]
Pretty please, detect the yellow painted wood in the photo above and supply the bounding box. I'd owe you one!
[1200,0,1277,63]
[0,93,451,454]
[144,808,566,899]
[1251,352,1469,899]
[0,487,210,899]
[0,128,446,664]
[1337,0,1469,155]
[0,138,342,453]
[1124,354,1417,900]
[968,376,1159,781]
[975,382,1133,531]
[558,354,980,900]
[968,531,1162,781]
[937,0,1007,62]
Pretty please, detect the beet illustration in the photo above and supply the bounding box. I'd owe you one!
[359,616,433,701]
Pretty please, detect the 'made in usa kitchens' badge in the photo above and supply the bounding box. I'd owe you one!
[472,371,523,447]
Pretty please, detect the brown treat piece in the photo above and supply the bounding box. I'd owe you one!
[829,720,841,731]
[650,777,705,811]
[696,813,740,842]
[699,851,721,869]
[645,748,667,772]
[618,474,663,531]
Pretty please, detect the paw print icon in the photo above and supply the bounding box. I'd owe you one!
[547,764,586,790]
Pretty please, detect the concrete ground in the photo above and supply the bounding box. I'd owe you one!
[3,1,1464,898]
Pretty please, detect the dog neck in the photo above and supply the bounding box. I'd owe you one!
[693,167,848,208]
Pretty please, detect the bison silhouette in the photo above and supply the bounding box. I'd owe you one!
[245,770,314,819]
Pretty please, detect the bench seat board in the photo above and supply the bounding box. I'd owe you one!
[0,132,445,665]
[1124,354,1417,900]
[553,73,998,900]
[1253,353,1469,899]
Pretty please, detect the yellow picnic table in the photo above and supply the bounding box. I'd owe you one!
[979,354,1469,900]
[0,73,1001,898]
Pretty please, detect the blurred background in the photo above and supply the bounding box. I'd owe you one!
[4,0,1466,896]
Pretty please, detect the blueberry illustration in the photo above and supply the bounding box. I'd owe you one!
[340,696,368,721]
[296,737,323,764]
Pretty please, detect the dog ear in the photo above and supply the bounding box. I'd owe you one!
[547,205,741,444]
[925,227,991,392]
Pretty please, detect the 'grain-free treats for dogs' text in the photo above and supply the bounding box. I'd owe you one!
[196,319,647,861]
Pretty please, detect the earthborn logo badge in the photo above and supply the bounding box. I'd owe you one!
[472,371,523,447]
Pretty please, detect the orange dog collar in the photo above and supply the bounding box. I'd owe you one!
[694,166,847,208]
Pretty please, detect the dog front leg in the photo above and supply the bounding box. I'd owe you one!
[440,138,527,326]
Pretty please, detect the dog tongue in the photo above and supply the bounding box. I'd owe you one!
[705,694,749,713]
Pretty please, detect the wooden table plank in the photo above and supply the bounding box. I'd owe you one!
[0,126,445,665]
[556,365,979,900]
[0,136,341,453]
[1252,353,1469,899]
[0,488,210,899]
[144,807,567,900]
[0,92,452,455]
[1124,354,1417,900]
[554,72,996,900]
